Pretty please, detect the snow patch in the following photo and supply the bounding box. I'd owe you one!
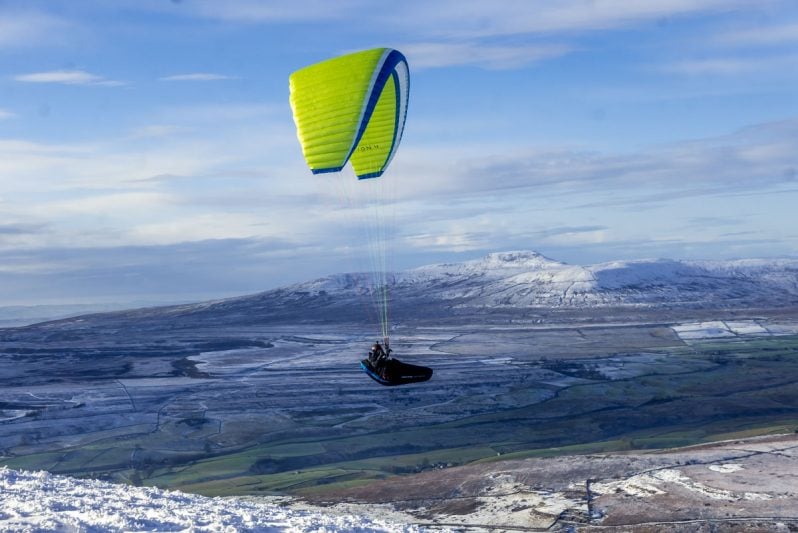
[672,320,781,341]
[190,348,271,375]
[766,323,798,335]
[591,473,666,498]
[479,357,514,365]
[0,409,30,423]
[709,463,744,473]
[654,469,737,500]
[593,467,771,502]
[672,321,735,340]
[726,322,769,336]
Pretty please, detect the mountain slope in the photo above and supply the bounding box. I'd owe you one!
[0,467,419,532]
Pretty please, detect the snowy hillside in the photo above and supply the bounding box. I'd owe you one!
[0,467,420,532]
[10,251,798,333]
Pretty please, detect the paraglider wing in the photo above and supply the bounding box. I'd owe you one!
[289,48,409,179]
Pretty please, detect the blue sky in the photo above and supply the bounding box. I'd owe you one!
[1,0,797,306]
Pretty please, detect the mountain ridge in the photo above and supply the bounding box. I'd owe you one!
[7,250,798,333]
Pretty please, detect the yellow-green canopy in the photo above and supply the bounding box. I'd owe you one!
[289,48,409,179]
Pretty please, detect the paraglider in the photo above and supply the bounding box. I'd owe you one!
[360,340,433,386]
[289,48,432,386]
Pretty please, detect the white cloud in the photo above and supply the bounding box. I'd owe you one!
[156,102,280,123]
[178,0,761,36]
[129,213,268,245]
[0,109,16,120]
[0,138,214,192]
[385,117,798,208]
[405,231,488,252]
[5,110,780,247]
[0,138,97,155]
[0,98,314,255]
[184,0,361,22]
[13,70,125,86]
[157,0,768,71]
[659,55,798,75]
[39,191,173,217]
[0,11,69,48]
[385,0,761,39]
[714,21,798,46]
[128,125,189,139]
[159,73,237,81]
[402,42,573,70]
[660,58,759,75]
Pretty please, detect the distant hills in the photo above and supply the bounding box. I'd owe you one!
[5,250,797,335]
[0,302,185,328]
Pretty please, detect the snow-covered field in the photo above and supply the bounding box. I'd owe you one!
[671,319,798,340]
[0,467,423,532]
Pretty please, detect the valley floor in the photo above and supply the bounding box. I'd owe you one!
[1,308,798,530]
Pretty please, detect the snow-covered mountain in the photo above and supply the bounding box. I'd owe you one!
[11,251,798,332]
[0,467,421,532]
[293,250,798,309]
